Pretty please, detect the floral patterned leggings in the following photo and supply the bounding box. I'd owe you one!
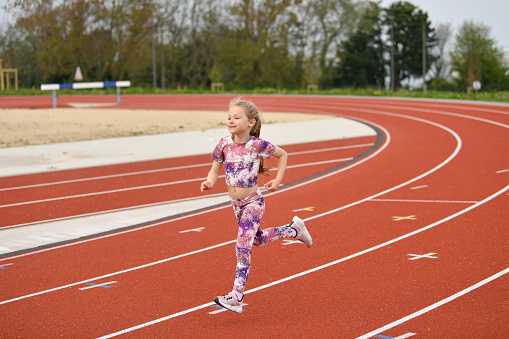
[231,190,295,295]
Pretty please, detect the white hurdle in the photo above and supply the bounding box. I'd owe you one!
[41,80,131,108]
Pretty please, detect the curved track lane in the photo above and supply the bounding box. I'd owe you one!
[0,95,508,338]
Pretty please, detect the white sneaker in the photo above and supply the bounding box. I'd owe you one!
[290,216,312,247]
[214,292,243,313]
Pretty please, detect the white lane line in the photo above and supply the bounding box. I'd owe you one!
[356,267,509,339]
[0,176,208,209]
[0,108,472,309]
[288,115,461,225]
[0,204,233,261]
[0,144,369,192]
[0,117,388,301]
[0,158,352,209]
[496,169,509,174]
[284,158,352,168]
[0,109,452,297]
[311,101,509,129]
[97,185,509,338]
[391,101,509,115]
[370,199,479,204]
[0,192,230,230]
[1,110,459,307]
[0,238,237,306]
[289,143,374,155]
[92,102,509,337]
[97,302,216,338]
[0,162,211,192]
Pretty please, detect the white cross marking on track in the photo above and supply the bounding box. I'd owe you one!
[292,206,315,212]
[410,185,428,190]
[179,227,205,233]
[393,215,417,221]
[407,253,438,260]
[282,240,302,246]
[79,281,117,290]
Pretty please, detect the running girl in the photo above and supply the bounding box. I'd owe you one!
[200,97,312,313]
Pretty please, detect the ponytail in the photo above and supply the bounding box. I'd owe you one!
[229,97,270,176]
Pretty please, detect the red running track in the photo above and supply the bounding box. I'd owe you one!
[0,95,508,338]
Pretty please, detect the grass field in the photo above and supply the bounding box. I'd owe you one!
[1,87,509,103]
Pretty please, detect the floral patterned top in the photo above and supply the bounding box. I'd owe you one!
[211,135,276,188]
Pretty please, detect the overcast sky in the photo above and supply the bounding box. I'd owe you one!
[1,0,508,52]
[380,0,509,53]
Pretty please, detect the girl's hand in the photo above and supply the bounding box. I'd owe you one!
[201,180,213,192]
[264,179,281,192]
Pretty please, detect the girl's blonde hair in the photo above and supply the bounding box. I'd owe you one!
[229,97,270,176]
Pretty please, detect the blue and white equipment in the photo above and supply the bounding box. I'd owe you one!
[41,81,131,108]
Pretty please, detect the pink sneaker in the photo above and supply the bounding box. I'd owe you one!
[214,292,243,313]
[291,216,313,247]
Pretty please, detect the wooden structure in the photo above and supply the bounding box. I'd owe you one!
[0,59,19,90]
[211,82,224,92]
[307,84,318,93]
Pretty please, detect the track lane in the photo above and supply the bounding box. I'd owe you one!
[0,138,375,228]
[100,104,507,338]
[93,185,508,338]
[97,99,506,335]
[354,191,509,339]
[0,148,388,301]
[0,104,448,338]
[0,141,369,203]
[0,96,507,337]
[362,268,509,338]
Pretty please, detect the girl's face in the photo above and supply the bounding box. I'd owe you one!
[227,105,255,136]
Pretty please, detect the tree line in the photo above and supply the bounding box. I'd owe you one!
[1,0,508,91]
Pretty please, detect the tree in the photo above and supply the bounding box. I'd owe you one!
[335,1,385,88]
[227,0,297,88]
[430,21,453,87]
[158,0,188,88]
[0,18,42,87]
[450,20,508,90]
[384,1,436,89]
[300,0,359,87]
[7,0,154,83]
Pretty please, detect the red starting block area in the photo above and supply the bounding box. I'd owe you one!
[0,95,508,337]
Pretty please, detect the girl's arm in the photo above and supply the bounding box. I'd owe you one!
[200,160,222,192]
[264,146,287,192]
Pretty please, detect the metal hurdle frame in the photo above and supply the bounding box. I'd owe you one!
[41,81,131,108]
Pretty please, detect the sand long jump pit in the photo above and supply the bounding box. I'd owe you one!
[0,108,332,148]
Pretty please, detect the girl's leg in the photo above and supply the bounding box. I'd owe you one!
[253,225,296,247]
[233,198,264,296]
